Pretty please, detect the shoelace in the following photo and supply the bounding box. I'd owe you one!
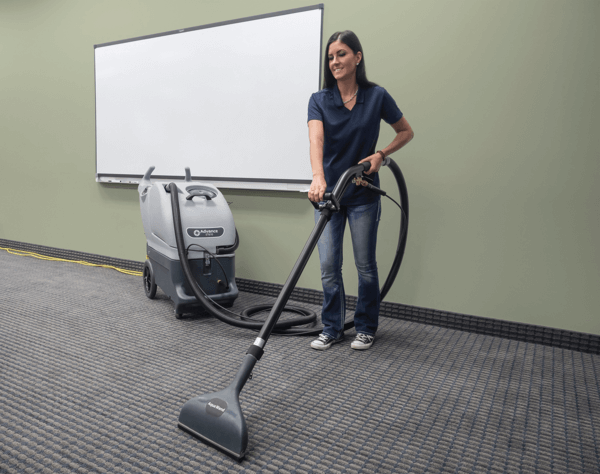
[318,334,331,343]
[356,334,373,343]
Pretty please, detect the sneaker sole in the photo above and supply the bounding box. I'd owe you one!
[311,343,333,350]
[351,342,374,350]
[311,338,344,350]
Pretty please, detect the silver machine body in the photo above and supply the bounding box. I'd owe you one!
[138,166,238,315]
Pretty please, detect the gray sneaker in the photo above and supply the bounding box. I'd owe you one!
[351,333,375,350]
[310,333,344,350]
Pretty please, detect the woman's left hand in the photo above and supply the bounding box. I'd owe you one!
[358,153,384,175]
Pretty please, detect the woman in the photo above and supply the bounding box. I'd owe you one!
[307,30,414,351]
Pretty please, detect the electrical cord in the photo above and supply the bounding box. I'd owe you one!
[0,246,143,276]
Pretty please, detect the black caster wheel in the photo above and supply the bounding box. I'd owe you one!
[143,260,157,299]
[175,312,183,320]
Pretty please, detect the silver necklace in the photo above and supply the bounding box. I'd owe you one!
[343,87,359,104]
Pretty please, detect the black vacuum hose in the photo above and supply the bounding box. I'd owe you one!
[170,182,317,331]
[270,158,409,335]
[380,158,409,300]
[170,157,409,335]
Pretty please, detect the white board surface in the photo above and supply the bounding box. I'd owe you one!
[94,6,323,190]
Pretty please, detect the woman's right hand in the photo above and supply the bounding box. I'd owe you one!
[308,173,327,203]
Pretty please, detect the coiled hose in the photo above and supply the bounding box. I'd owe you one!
[170,157,408,335]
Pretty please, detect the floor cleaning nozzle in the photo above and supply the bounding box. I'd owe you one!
[178,353,258,460]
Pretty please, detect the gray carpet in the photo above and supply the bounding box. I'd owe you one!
[0,250,599,473]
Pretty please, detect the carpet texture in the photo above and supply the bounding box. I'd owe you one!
[0,251,599,473]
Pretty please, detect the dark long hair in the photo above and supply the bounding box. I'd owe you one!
[322,30,378,90]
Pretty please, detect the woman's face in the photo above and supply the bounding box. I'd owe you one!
[328,40,362,83]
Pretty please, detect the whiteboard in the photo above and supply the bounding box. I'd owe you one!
[94,5,323,191]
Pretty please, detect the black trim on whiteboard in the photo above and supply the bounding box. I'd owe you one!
[94,4,324,49]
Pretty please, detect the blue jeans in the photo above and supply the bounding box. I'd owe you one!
[315,200,381,339]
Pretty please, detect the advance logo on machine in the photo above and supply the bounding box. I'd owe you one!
[206,398,228,417]
[187,227,224,238]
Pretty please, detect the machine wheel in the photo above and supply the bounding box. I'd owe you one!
[175,312,183,320]
[143,260,157,299]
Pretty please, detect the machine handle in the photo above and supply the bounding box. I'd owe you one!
[138,166,155,197]
[186,190,214,200]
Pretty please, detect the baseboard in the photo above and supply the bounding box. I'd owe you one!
[2,238,598,355]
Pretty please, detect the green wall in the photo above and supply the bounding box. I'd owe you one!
[1,0,598,335]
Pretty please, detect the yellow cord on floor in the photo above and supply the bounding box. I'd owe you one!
[0,246,143,277]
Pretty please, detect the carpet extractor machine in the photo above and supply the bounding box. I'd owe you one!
[138,159,409,460]
[139,166,239,318]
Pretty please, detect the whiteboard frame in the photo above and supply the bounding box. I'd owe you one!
[94,4,324,191]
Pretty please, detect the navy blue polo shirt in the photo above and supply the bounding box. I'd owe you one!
[308,84,403,205]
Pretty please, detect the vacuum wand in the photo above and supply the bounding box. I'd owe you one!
[177,159,406,460]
